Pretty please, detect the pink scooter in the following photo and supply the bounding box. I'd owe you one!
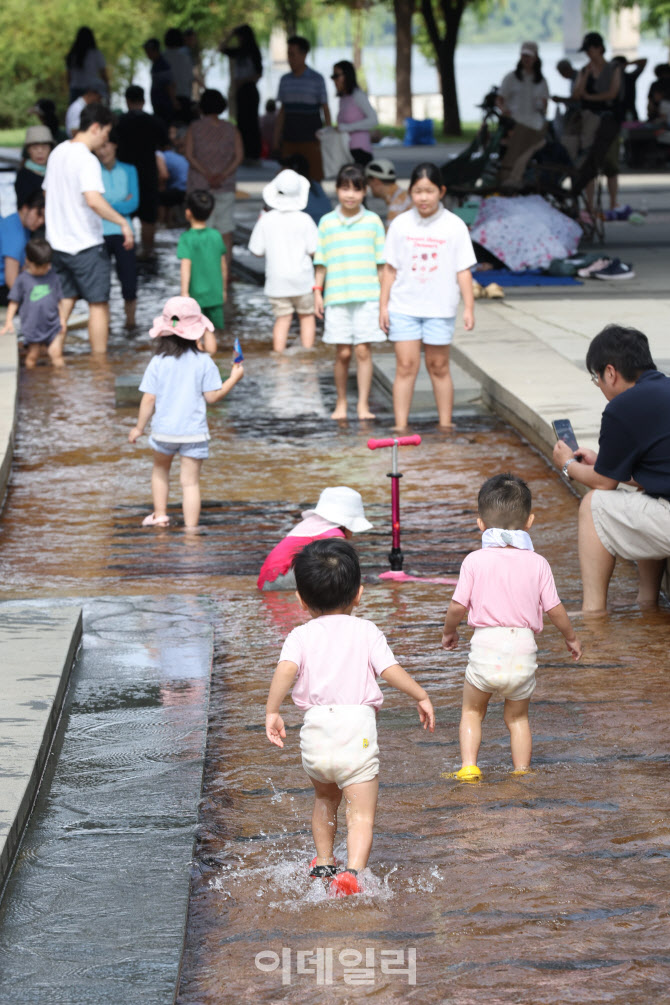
[367,435,457,585]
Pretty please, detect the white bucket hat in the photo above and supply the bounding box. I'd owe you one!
[303,486,372,533]
[263,169,310,212]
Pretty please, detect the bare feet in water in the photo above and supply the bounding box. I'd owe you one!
[331,405,348,420]
[357,408,376,420]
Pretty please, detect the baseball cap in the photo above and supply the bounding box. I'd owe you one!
[366,158,397,183]
[579,31,605,52]
[520,41,539,57]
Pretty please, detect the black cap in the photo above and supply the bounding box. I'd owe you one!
[579,31,605,52]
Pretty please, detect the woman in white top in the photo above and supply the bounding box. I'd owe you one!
[332,60,378,166]
[496,41,549,186]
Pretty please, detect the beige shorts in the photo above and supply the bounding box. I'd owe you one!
[591,488,670,561]
[269,292,314,318]
[323,301,386,346]
[465,626,537,702]
[300,704,379,788]
[210,190,235,234]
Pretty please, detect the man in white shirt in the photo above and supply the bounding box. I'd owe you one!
[43,103,134,354]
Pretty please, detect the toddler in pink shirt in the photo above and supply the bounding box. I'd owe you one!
[441,473,581,780]
[265,537,434,896]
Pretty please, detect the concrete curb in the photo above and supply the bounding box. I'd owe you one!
[450,304,603,460]
[0,605,82,894]
[0,334,18,514]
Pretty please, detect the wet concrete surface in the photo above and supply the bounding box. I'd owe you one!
[1,226,670,1003]
[0,597,212,1004]
[0,604,82,890]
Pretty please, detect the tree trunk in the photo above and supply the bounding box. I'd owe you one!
[394,0,413,126]
[420,0,464,136]
[353,6,363,71]
[439,35,460,135]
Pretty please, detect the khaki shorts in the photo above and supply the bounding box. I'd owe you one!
[591,488,670,561]
[300,704,379,788]
[465,626,537,702]
[269,292,314,318]
[210,190,235,234]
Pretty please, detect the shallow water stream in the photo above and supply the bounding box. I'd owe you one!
[1,232,669,1003]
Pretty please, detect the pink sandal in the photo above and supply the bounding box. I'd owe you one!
[141,512,170,527]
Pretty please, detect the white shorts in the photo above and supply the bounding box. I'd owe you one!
[465,626,537,702]
[322,301,387,346]
[300,704,379,788]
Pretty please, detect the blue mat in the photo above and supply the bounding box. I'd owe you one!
[473,268,582,287]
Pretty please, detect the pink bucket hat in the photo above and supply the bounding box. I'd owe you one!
[149,296,214,341]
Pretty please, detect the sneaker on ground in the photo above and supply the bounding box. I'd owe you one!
[593,259,635,280]
[329,870,360,897]
[577,257,612,278]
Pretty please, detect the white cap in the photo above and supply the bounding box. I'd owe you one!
[302,487,372,533]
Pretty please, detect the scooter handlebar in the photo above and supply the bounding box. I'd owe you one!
[367,435,422,450]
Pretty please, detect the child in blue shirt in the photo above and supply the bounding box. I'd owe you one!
[129,296,243,529]
[1,237,65,367]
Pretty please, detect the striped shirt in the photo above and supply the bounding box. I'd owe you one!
[277,66,328,142]
[314,208,385,306]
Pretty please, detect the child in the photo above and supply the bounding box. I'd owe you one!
[128,296,243,528]
[365,158,412,230]
[177,190,226,336]
[0,237,66,368]
[266,538,434,896]
[441,473,581,780]
[248,169,318,353]
[314,163,386,421]
[257,486,372,590]
[379,162,476,430]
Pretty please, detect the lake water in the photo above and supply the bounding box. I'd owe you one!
[131,40,669,125]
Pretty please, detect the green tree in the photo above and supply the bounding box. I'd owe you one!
[0,0,161,125]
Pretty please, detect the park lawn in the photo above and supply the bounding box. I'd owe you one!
[0,128,25,147]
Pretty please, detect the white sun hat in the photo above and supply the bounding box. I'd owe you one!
[262,169,310,212]
[302,486,372,533]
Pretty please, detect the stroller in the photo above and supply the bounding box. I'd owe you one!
[440,87,513,192]
[442,87,619,243]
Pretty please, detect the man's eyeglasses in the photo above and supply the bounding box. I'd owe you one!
[590,372,600,385]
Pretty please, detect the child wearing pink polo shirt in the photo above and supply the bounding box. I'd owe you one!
[441,473,581,780]
[265,537,435,897]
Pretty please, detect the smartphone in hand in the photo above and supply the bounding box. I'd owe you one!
[552,418,579,453]
[233,338,244,364]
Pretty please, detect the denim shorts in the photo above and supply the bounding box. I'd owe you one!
[149,437,209,459]
[389,312,456,346]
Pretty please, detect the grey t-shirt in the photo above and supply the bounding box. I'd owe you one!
[9,269,63,344]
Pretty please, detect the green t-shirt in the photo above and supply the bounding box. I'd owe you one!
[176,227,226,309]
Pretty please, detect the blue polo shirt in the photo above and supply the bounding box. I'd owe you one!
[0,213,30,286]
[595,369,670,499]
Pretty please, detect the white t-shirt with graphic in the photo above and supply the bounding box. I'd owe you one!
[384,206,476,318]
